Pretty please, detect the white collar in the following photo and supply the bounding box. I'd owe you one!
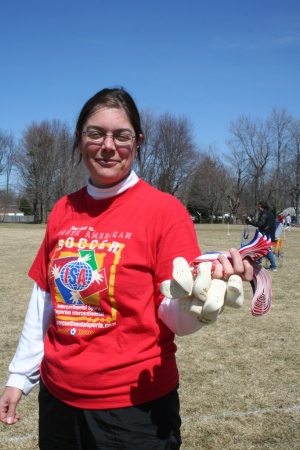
[87,171,139,200]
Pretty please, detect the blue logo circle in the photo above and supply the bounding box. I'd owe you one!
[60,261,93,291]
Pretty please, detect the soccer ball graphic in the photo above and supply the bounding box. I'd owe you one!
[60,261,93,291]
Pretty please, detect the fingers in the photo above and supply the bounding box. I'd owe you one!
[228,248,245,274]
[241,258,253,282]
[230,249,253,281]
[211,261,230,279]
[212,251,237,280]
[212,249,253,281]
[0,387,22,425]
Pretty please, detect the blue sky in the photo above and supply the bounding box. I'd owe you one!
[1,0,300,151]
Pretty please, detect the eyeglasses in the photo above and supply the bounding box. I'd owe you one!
[81,129,136,146]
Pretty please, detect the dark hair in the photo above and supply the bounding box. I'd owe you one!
[72,87,143,164]
[258,201,269,210]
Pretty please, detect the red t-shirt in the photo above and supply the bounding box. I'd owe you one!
[29,180,200,409]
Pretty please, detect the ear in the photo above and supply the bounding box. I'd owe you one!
[137,134,144,146]
[134,134,143,159]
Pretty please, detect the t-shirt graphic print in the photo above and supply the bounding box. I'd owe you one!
[49,228,126,336]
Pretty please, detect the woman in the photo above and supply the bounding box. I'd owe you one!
[0,88,253,449]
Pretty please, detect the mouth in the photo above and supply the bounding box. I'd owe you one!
[96,158,119,167]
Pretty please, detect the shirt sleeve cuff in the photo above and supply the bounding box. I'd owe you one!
[6,373,39,396]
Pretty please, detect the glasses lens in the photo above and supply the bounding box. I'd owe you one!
[85,131,104,142]
[114,134,132,145]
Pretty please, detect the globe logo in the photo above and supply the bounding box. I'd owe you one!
[60,261,93,291]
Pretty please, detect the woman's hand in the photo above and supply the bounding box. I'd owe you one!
[0,386,22,425]
[212,248,253,282]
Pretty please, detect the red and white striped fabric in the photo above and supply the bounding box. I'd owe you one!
[190,231,273,316]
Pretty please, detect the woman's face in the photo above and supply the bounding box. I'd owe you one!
[78,107,143,188]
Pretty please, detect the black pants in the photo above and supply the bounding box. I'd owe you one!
[38,380,181,449]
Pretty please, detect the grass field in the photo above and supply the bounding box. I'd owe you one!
[0,223,299,449]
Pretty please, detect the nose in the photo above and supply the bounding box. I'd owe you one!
[102,135,115,150]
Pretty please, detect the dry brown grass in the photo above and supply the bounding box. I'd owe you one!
[0,223,299,449]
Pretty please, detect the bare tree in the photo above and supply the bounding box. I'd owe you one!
[151,113,199,201]
[287,118,300,223]
[228,115,272,210]
[15,120,82,223]
[0,130,16,214]
[135,108,157,184]
[188,150,228,223]
[267,108,292,213]
[52,126,87,200]
[224,140,249,222]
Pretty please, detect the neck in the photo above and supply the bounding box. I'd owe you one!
[87,171,139,200]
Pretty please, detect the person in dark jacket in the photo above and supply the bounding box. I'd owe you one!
[246,201,277,271]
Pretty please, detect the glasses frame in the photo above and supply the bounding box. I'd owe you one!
[81,130,136,146]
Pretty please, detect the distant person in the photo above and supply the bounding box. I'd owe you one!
[285,214,291,230]
[0,87,253,449]
[246,201,277,271]
[292,215,296,227]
